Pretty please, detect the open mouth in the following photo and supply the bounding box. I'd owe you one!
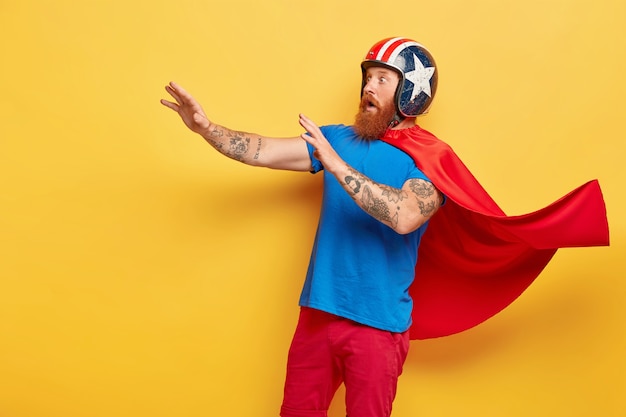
[363,97,379,112]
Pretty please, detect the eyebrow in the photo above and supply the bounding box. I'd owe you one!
[367,68,397,78]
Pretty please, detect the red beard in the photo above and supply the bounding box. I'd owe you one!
[353,95,397,140]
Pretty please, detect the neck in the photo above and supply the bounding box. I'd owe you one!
[391,117,417,130]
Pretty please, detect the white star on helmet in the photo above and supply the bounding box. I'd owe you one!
[404,53,435,99]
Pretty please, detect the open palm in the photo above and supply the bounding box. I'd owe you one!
[160,82,211,136]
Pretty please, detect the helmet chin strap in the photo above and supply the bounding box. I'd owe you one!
[388,112,405,128]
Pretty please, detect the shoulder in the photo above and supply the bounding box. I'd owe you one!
[320,124,355,140]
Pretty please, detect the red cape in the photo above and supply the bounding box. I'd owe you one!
[381,126,610,340]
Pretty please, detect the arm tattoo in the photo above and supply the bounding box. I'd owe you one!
[408,179,435,198]
[409,179,440,216]
[345,175,362,194]
[210,127,224,138]
[228,134,250,161]
[344,168,367,195]
[381,184,408,203]
[204,126,253,162]
[342,169,441,230]
[253,138,262,160]
[362,185,397,227]
[206,127,225,151]
[344,167,400,228]
[418,200,438,217]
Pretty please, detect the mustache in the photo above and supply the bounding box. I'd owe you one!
[360,94,381,109]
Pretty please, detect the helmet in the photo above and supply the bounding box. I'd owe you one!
[361,37,438,121]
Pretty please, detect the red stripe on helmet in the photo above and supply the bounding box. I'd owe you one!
[377,37,409,62]
[365,37,401,61]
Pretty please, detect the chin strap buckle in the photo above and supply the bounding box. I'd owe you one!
[388,113,404,128]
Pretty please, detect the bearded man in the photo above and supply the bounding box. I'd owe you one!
[161,37,442,417]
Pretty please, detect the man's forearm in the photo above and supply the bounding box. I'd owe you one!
[332,163,441,234]
[339,164,404,230]
[201,124,263,165]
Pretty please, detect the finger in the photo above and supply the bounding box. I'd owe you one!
[299,113,318,126]
[168,81,195,104]
[300,132,314,145]
[299,114,322,137]
[298,114,315,134]
[165,84,184,105]
[299,113,314,127]
[160,98,179,111]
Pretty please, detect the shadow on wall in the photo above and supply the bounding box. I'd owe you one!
[136,168,325,248]
[183,171,323,227]
[406,247,612,370]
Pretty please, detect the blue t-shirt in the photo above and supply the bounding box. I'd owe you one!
[300,124,431,333]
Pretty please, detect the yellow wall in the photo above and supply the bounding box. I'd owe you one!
[1,0,624,416]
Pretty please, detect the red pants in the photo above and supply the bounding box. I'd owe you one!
[280,307,410,417]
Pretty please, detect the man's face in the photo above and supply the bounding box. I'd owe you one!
[354,67,399,140]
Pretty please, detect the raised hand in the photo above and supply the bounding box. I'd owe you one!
[298,113,343,174]
[160,82,212,136]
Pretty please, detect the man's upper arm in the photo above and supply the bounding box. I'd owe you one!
[257,136,312,172]
[393,178,443,234]
[405,178,443,220]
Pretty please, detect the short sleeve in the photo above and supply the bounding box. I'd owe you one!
[306,125,337,174]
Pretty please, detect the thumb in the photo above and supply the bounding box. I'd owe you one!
[193,112,209,128]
